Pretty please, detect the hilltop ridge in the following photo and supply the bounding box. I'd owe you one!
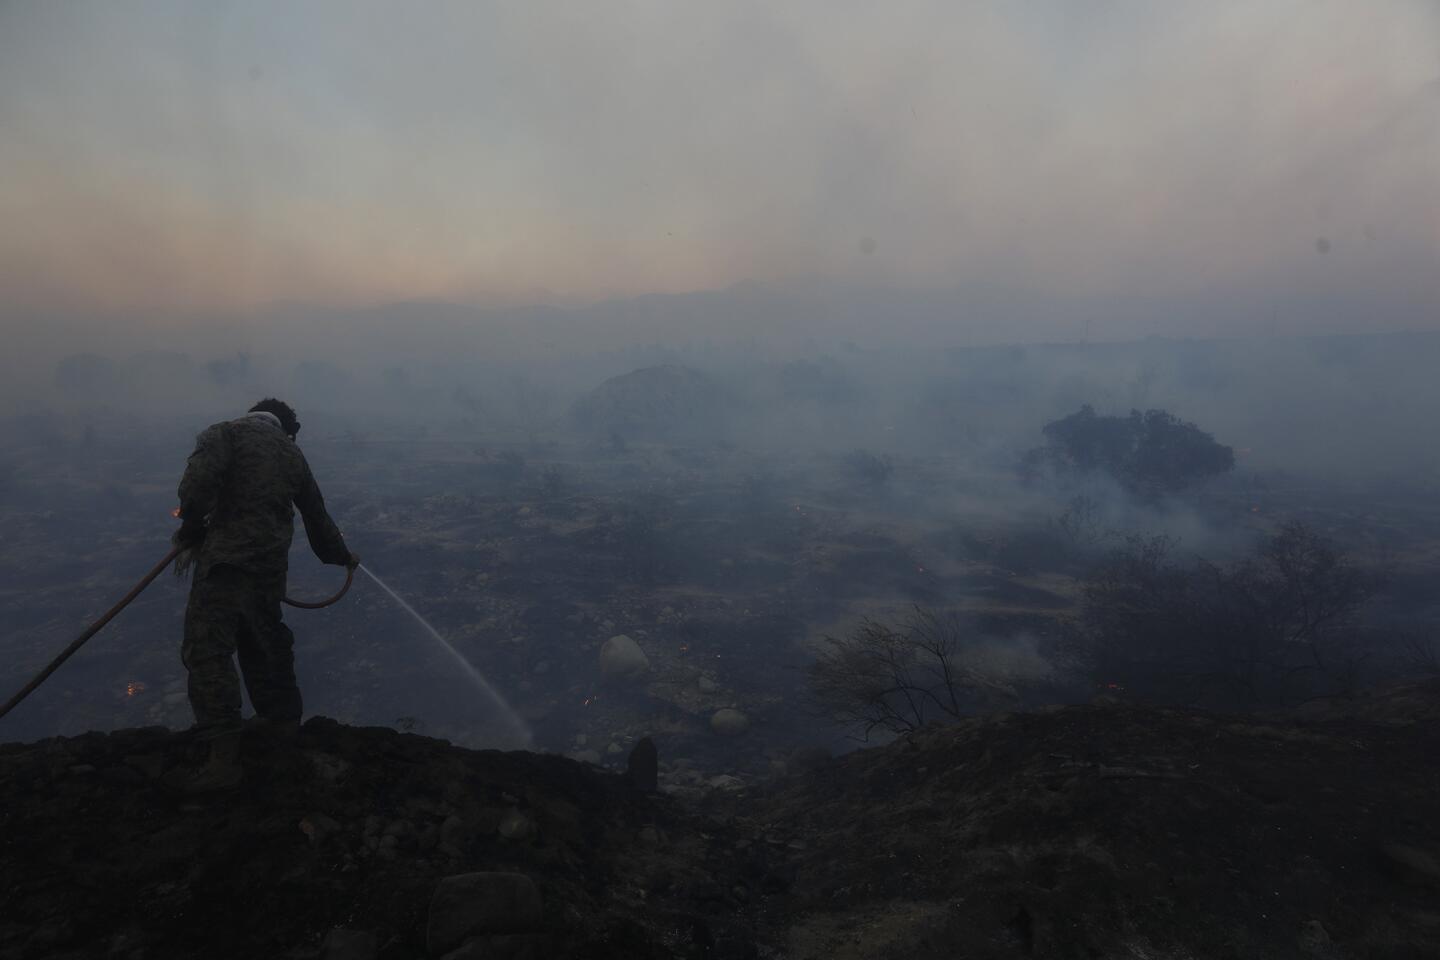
[2,683,1437,959]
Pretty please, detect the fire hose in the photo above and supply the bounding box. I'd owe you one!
[0,546,355,721]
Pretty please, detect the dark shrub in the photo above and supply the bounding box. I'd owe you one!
[1078,522,1375,708]
[1026,405,1234,498]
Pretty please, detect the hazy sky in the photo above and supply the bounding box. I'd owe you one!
[1,1,1436,331]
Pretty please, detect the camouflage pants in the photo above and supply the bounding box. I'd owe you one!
[182,564,302,733]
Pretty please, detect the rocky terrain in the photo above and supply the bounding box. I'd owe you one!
[3,680,1437,959]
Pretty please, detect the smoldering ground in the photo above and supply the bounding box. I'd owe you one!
[3,323,1439,782]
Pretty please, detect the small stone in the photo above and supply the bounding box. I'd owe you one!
[125,754,165,780]
[497,811,535,841]
[426,873,544,955]
[310,752,351,782]
[573,734,588,747]
[710,708,750,737]
[697,676,719,694]
[440,815,469,849]
[1298,919,1335,957]
[322,927,378,960]
[606,741,624,755]
[300,814,343,845]
[707,774,745,791]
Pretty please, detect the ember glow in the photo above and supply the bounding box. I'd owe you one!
[126,681,146,697]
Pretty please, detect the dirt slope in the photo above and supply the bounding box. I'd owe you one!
[2,686,1437,959]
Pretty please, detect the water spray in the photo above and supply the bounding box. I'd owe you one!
[357,564,533,747]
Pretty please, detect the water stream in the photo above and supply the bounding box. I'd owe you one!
[358,564,532,747]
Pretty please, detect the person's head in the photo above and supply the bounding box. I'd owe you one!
[249,398,301,439]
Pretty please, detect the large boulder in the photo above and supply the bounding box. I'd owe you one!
[599,635,650,684]
[426,872,543,955]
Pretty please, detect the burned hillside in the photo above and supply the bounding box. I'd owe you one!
[5,335,1440,959]
[2,685,1438,959]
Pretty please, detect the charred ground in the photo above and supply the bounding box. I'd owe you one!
[2,683,1438,959]
[4,338,1440,957]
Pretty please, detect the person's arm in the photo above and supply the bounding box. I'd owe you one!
[294,453,354,567]
[172,424,230,570]
[177,424,231,526]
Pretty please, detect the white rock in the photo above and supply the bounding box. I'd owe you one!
[599,635,650,683]
[710,708,750,737]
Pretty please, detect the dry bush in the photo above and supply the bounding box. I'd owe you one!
[1399,634,1440,678]
[809,608,1015,738]
[1080,522,1377,707]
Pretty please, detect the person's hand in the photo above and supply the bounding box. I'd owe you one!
[346,551,361,570]
[172,517,205,549]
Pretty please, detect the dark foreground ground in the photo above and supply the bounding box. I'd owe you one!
[2,682,1438,960]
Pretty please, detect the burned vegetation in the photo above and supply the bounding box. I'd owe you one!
[3,337,1440,959]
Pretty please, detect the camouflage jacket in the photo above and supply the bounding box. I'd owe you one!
[178,412,350,580]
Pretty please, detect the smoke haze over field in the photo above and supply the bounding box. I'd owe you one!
[1,1,1436,347]
[2,3,1440,497]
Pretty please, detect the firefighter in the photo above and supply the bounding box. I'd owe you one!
[171,398,357,790]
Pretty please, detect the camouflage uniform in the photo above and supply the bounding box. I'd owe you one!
[177,412,350,734]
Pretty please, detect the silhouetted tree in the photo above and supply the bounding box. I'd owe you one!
[809,608,1015,738]
[1025,405,1234,498]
